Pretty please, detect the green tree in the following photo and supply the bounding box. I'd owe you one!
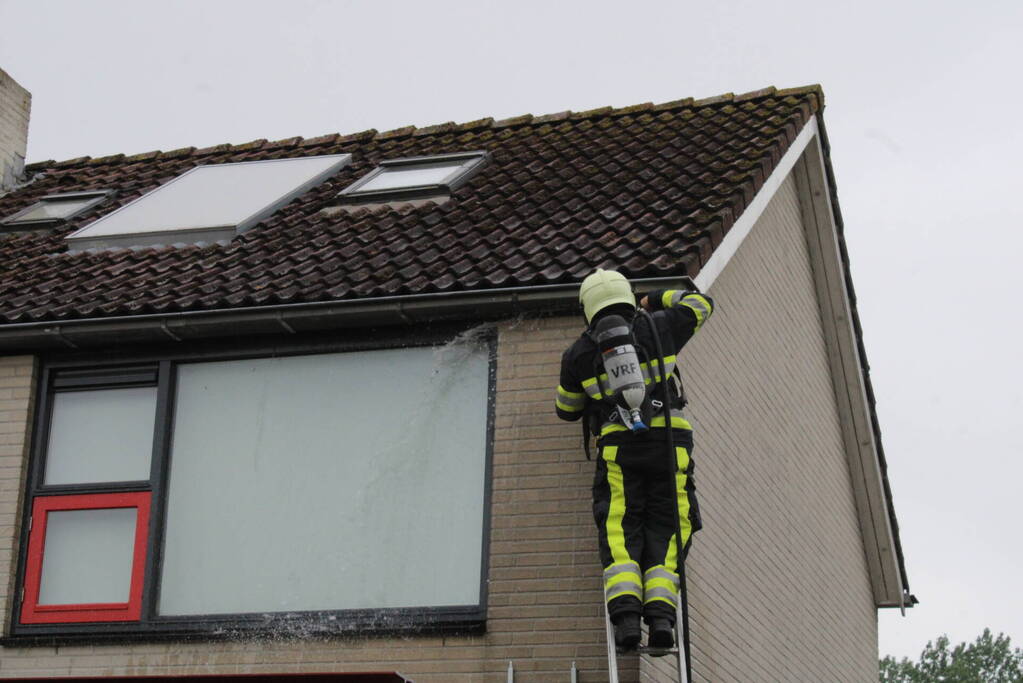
[880,629,1023,682]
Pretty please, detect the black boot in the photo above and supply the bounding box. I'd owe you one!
[614,613,641,650]
[648,617,674,648]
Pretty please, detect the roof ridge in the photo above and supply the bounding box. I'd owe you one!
[24,84,823,171]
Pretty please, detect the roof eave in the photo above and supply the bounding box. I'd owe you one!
[0,276,697,353]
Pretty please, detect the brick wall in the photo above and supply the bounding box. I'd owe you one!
[640,172,878,682]
[0,68,31,190]
[0,172,877,681]
[0,356,36,636]
[0,322,611,682]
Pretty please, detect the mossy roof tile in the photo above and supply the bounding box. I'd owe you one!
[0,85,822,323]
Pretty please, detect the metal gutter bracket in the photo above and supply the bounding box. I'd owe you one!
[47,326,78,349]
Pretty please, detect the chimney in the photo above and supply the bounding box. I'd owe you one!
[0,67,31,191]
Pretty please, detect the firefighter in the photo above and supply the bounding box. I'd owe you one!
[554,268,714,650]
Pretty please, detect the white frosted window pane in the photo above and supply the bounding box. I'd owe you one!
[160,342,489,616]
[38,507,137,605]
[357,163,463,192]
[70,155,346,239]
[15,197,94,221]
[44,387,156,485]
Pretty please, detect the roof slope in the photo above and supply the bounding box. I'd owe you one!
[0,86,821,324]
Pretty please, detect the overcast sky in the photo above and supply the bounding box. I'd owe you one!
[2,0,1021,662]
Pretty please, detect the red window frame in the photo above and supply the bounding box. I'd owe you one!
[20,491,151,624]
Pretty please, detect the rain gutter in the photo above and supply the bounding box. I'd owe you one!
[0,275,694,353]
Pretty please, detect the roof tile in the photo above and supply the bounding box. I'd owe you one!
[734,87,777,102]
[0,86,821,324]
[339,129,377,143]
[612,103,654,116]
[572,106,613,120]
[160,146,197,158]
[652,97,694,111]
[300,133,340,147]
[234,139,268,151]
[266,137,302,149]
[531,111,571,124]
[375,126,416,140]
[124,151,162,162]
[54,156,91,168]
[493,114,533,128]
[194,143,232,156]
[413,122,456,136]
[454,117,495,131]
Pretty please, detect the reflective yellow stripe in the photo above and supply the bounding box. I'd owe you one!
[604,561,643,602]
[556,385,586,412]
[556,398,583,412]
[644,586,679,607]
[645,576,678,592]
[606,580,643,601]
[603,446,630,567]
[681,293,712,330]
[644,565,680,587]
[601,564,642,601]
[607,571,642,589]
[557,385,585,400]
[661,290,676,308]
[581,376,604,400]
[600,414,692,436]
[660,446,693,573]
[676,446,692,535]
[600,423,623,436]
[605,561,643,581]
[654,415,692,430]
[644,565,680,606]
[639,356,677,383]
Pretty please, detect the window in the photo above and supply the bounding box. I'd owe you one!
[339,151,489,203]
[11,332,494,640]
[65,155,351,251]
[21,492,150,624]
[1,191,112,231]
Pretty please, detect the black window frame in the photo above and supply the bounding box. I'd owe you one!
[5,325,497,645]
[338,151,489,203]
[1,190,114,232]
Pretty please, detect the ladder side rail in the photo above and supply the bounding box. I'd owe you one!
[604,598,620,683]
[676,593,689,683]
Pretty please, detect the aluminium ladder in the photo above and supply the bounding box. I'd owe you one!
[602,587,689,683]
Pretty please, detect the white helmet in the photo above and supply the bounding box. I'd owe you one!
[579,268,636,323]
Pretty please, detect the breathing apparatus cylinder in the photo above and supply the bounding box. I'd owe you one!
[593,314,648,433]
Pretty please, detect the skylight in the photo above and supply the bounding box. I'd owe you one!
[2,191,112,231]
[339,151,488,203]
[66,155,351,251]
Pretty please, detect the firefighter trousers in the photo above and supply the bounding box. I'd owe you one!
[592,429,701,624]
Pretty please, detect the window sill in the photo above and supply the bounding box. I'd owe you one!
[3,606,485,646]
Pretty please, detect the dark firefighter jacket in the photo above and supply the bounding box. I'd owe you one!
[555,289,714,442]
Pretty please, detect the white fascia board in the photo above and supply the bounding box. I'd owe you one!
[690,115,906,610]
[693,118,818,292]
[794,130,907,611]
